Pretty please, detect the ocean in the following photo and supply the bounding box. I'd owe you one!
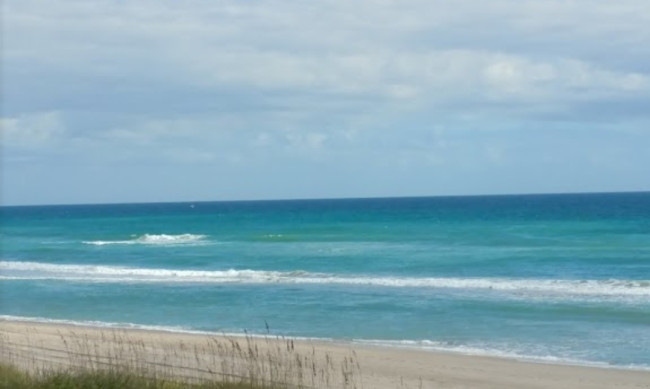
[1,193,649,369]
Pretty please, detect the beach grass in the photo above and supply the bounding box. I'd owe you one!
[0,363,286,389]
[0,328,363,389]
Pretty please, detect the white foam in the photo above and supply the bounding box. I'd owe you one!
[0,315,204,334]
[352,339,650,370]
[0,315,324,343]
[83,234,207,246]
[1,261,649,300]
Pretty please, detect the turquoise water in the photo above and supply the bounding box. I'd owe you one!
[1,193,649,368]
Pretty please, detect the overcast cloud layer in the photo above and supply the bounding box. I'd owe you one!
[2,0,649,205]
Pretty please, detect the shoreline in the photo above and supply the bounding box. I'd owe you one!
[2,319,650,388]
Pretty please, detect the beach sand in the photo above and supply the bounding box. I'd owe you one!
[1,320,649,389]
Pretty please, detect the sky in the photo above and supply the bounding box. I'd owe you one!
[1,0,649,206]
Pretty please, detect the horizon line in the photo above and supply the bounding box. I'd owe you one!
[2,189,649,208]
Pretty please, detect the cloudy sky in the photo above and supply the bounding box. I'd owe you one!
[2,0,649,205]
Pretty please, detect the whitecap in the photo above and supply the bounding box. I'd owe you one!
[83,234,207,246]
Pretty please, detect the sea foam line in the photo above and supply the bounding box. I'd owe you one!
[1,261,649,298]
[0,315,327,343]
[83,234,207,246]
[352,339,650,371]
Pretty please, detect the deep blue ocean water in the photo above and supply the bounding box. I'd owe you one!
[1,193,649,368]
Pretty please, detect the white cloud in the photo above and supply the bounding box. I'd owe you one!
[162,148,217,164]
[5,0,649,108]
[0,111,66,147]
[2,0,650,204]
[283,130,328,153]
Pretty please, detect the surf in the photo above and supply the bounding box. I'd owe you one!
[82,234,208,246]
[2,261,648,300]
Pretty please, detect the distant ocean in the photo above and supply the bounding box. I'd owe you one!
[1,193,649,369]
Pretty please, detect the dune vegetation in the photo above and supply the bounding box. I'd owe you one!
[0,329,363,389]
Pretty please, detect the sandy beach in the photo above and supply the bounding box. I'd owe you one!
[1,319,648,389]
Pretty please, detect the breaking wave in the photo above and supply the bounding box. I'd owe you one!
[1,261,648,300]
[83,234,207,246]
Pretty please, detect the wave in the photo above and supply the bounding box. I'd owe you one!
[0,314,200,334]
[0,315,325,341]
[352,339,650,370]
[1,261,649,299]
[83,234,207,246]
[1,314,648,371]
